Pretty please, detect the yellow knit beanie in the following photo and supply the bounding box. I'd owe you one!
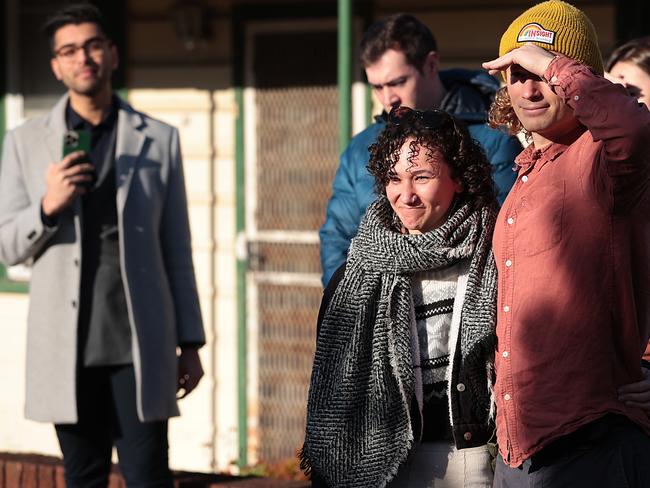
[499,0,603,74]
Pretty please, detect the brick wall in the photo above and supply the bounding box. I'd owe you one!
[0,453,309,488]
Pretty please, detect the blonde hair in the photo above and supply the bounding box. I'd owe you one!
[487,87,527,139]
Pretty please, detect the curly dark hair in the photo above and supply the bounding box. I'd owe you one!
[368,108,497,212]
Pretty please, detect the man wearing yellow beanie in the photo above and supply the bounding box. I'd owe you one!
[483,1,650,486]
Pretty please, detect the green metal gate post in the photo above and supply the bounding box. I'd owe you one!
[338,0,352,152]
[235,86,248,469]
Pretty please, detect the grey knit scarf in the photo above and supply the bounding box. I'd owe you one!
[300,196,497,488]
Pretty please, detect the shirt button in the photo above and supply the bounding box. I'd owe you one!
[502,351,509,358]
[72,300,77,308]
[504,393,511,401]
[507,217,514,225]
[503,305,510,312]
[464,432,472,441]
[505,259,512,267]
[456,383,466,392]
[551,76,558,82]
[574,95,580,101]
[521,175,528,183]
[74,258,80,267]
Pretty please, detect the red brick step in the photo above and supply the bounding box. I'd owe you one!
[0,453,309,488]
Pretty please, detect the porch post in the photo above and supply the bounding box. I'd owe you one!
[338,0,352,151]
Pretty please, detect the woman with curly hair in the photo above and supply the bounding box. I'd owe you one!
[300,106,498,488]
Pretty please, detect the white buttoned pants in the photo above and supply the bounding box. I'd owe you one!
[388,442,493,488]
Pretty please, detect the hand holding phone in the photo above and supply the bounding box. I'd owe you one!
[41,131,96,217]
[62,130,97,189]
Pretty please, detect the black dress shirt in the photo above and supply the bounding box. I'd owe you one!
[66,100,132,366]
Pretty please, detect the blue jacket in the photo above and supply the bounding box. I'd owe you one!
[319,69,522,286]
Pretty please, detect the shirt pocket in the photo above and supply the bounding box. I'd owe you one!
[513,181,565,256]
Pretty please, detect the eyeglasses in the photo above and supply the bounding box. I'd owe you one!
[388,106,454,130]
[54,37,109,62]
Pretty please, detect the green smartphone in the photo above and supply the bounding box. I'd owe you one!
[62,129,96,189]
[62,129,91,157]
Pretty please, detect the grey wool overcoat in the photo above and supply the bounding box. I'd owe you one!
[0,94,205,423]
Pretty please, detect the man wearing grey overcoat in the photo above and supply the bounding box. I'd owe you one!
[0,4,205,487]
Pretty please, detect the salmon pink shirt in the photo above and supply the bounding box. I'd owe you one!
[493,56,650,467]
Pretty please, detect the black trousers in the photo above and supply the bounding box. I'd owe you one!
[55,365,173,488]
[493,414,650,488]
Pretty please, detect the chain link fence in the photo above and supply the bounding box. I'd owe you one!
[251,30,339,461]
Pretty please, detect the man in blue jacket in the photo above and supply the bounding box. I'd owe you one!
[319,14,521,285]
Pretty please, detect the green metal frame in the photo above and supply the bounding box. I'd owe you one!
[235,85,248,468]
[338,0,352,152]
[0,264,29,293]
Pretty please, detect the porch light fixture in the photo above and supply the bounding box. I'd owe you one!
[170,0,211,51]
